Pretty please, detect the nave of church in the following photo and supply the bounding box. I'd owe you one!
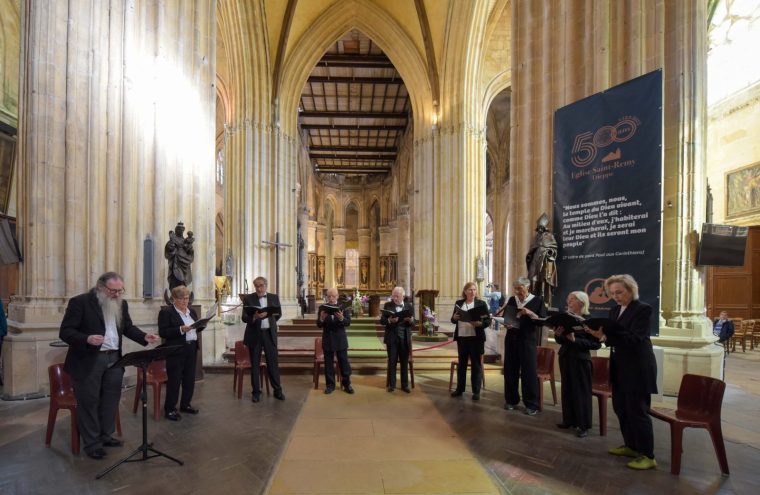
[1,353,759,494]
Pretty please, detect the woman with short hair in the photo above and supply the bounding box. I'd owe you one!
[450,282,491,401]
[503,277,546,415]
[585,274,657,470]
[158,285,203,420]
[553,291,600,437]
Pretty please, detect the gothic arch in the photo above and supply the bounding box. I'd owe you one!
[278,0,434,136]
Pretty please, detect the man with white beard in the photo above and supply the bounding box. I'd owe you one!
[59,272,159,460]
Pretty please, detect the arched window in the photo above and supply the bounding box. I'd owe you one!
[345,249,359,288]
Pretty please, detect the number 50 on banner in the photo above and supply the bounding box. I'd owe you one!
[570,117,641,168]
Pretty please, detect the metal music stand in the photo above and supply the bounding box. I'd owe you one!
[96,345,185,480]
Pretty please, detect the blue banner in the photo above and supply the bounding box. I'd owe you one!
[553,70,662,335]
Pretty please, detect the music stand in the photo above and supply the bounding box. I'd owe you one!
[96,345,185,480]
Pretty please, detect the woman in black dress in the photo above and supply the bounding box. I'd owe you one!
[503,277,546,415]
[553,291,600,437]
[585,274,657,470]
[450,282,491,401]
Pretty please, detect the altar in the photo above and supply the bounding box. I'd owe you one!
[337,288,393,317]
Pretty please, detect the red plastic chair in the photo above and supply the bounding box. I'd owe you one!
[46,363,122,454]
[591,356,611,436]
[536,346,557,411]
[448,354,485,391]
[649,373,729,476]
[233,340,268,398]
[132,359,168,420]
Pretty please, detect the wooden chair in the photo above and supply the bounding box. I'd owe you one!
[536,346,557,411]
[591,356,612,436]
[448,354,485,391]
[750,320,760,350]
[233,340,268,398]
[730,320,751,353]
[132,359,168,420]
[649,373,729,476]
[46,363,122,454]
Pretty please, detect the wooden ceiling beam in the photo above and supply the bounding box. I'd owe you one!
[300,124,406,131]
[299,111,407,119]
[310,145,397,153]
[307,76,404,85]
[310,153,396,161]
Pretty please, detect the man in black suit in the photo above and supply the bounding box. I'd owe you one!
[317,287,353,394]
[242,276,284,402]
[158,285,204,420]
[380,286,415,393]
[59,272,159,460]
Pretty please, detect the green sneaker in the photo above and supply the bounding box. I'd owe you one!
[608,445,640,457]
[627,456,657,470]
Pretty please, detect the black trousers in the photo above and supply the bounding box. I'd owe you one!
[504,331,539,409]
[249,333,283,395]
[71,352,123,453]
[324,349,351,389]
[559,353,593,429]
[386,337,409,389]
[165,342,197,413]
[454,337,482,394]
[612,382,654,458]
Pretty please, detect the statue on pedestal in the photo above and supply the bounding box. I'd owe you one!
[526,213,558,308]
[165,222,195,289]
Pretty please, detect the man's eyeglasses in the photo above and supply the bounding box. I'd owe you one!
[255,284,267,288]
[105,287,125,295]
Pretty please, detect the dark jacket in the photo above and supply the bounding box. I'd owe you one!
[505,295,547,342]
[554,322,601,360]
[241,293,282,348]
[450,298,491,343]
[158,306,201,347]
[713,319,735,343]
[59,290,148,381]
[605,300,657,395]
[317,308,351,352]
[380,301,415,345]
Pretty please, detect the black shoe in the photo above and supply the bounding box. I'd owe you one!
[251,394,261,403]
[387,386,395,392]
[85,448,107,460]
[525,408,538,416]
[504,403,516,410]
[556,423,572,429]
[401,387,411,394]
[450,390,464,397]
[165,411,181,421]
[342,384,355,394]
[576,429,589,438]
[472,394,480,401]
[102,437,123,448]
[180,405,199,414]
[274,390,285,401]
[324,387,334,395]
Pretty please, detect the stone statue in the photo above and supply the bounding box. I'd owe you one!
[360,259,368,285]
[526,213,558,308]
[165,222,195,289]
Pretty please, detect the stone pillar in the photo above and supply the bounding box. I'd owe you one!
[7,0,216,398]
[397,204,411,293]
[315,224,326,294]
[332,228,346,288]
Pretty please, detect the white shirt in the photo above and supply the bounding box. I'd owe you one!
[174,305,197,342]
[101,313,120,351]
[258,295,270,330]
[618,305,628,320]
[458,301,476,337]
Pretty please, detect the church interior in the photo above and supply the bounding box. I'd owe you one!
[1,0,760,493]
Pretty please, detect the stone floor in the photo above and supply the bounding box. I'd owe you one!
[0,349,759,495]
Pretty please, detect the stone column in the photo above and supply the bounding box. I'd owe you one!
[315,224,326,293]
[397,204,411,293]
[7,0,216,398]
[332,227,346,288]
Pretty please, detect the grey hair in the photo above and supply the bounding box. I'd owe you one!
[568,291,591,315]
[513,277,531,289]
[96,272,123,289]
[392,286,405,296]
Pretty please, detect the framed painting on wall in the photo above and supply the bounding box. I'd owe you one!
[726,161,760,219]
[0,132,17,214]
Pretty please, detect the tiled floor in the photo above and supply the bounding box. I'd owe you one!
[0,350,759,494]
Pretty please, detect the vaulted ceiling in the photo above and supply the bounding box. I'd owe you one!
[298,30,410,176]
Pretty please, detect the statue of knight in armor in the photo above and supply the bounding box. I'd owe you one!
[526,213,558,308]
